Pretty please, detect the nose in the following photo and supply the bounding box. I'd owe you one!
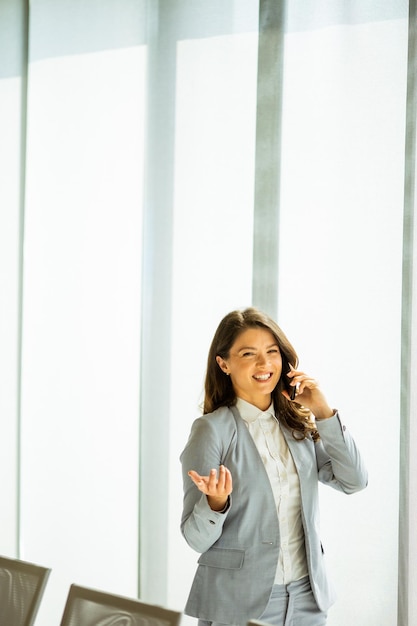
[256,353,268,366]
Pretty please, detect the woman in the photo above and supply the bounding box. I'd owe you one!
[180,308,367,626]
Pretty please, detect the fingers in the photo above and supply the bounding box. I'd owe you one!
[285,366,332,415]
[297,378,318,395]
[188,465,232,495]
[216,465,232,492]
[224,466,233,492]
[216,465,228,490]
[188,470,203,484]
[207,468,218,491]
[287,366,319,396]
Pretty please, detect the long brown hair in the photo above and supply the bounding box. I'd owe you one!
[204,307,318,441]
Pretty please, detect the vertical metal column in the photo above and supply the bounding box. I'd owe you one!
[16,0,30,558]
[252,0,286,316]
[398,2,417,624]
[139,0,176,604]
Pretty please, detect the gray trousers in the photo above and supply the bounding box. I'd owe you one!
[197,576,327,626]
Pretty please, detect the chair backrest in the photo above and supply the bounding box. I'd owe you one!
[59,584,183,626]
[0,555,51,626]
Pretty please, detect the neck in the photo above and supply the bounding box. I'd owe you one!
[238,395,272,412]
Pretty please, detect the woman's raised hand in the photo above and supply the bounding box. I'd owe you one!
[188,465,233,511]
[284,364,334,420]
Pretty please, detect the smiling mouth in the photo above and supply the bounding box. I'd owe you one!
[253,373,273,381]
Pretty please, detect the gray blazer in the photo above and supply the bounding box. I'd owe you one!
[180,406,367,625]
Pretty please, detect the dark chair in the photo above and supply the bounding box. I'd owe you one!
[59,584,183,626]
[0,554,51,626]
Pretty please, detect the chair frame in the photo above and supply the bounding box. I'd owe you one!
[60,583,183,626]
[0,554,51,626]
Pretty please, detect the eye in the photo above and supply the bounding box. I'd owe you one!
[268,348,279,354]
[242,351,255,357]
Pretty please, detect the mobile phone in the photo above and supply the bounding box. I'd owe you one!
[282,355,296,400]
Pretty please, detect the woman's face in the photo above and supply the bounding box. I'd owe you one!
[216,327,282,411]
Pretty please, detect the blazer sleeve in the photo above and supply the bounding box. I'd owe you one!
[180,415,233,553]
[314,412,368,494]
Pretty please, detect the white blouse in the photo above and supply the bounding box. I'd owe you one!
[236,397,308,584]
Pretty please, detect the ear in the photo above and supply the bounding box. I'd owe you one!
[216,355,230,375]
